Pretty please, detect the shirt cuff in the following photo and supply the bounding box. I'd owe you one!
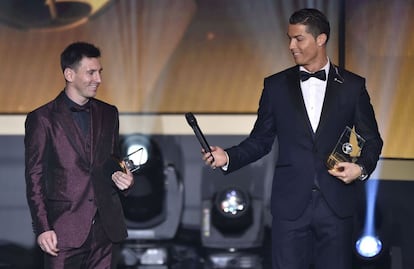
[221,151,230,171]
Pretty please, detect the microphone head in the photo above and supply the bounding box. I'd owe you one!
[185,112,197,127]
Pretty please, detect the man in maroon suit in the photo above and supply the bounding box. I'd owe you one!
[25,42,134,268]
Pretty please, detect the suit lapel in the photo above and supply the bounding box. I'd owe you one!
[90,99,102,166]
[314,64,343,140]
[286,68,315,139]
[52,93,89,163]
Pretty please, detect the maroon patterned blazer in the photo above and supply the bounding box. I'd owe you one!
[25,91,127,248]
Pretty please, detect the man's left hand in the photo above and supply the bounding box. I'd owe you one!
[328,162,362,184]
[112,165,134,190]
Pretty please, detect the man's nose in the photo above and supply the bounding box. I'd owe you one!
[94,73,102,83]
[289,39,296,50]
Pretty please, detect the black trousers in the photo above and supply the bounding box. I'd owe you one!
[271,189,353,269]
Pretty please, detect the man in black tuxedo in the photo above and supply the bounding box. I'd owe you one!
[202,8,383,269]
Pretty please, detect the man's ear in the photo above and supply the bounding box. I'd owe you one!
[63,68,74,82]
[317,33,327,47]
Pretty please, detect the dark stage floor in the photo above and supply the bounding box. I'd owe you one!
[0,227,395,269]
[0,227,272,269]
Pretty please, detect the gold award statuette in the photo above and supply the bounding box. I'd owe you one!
[326,126,366,170]
[112,148,143,173]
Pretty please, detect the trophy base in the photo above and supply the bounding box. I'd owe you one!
[326,152,349,170]
[112,155,127,173]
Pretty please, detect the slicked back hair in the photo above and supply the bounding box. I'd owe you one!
[289,8,330,43]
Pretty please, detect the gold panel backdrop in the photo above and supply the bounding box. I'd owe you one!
[0,0,338,113]
[0,0,412,158]
[345,0,414,158]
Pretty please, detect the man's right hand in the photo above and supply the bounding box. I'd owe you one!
[37,230,59,256]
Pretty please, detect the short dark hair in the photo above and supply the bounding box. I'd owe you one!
[60,42,101,72]
[289,8,330,43]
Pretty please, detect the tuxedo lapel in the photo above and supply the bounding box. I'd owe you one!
[315,64,343,140]
[286,68,315,139]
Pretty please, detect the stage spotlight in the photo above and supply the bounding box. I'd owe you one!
[201,181,265,268]
[118,134,184,268]
[356,235,383,258]
[120,134,165,223]
[355,179,384,260]
[353,179,391,269]
[121,133,152,167]
[202,185,263,249]
[218,189,248,215]
[211,188,253,235]
[198,155,270,268]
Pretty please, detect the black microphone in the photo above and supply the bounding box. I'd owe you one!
[185,112,214,161]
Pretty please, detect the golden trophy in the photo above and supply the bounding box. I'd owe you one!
[112,148,143,173]
[326,126,365,170]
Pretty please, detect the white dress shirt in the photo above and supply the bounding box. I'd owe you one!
[300,61,330,133]
[223,61,331,170]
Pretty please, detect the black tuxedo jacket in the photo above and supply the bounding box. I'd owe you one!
[226,64,383,220]
[25,91,127,248]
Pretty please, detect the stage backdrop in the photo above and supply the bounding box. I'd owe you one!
[0,0,412,158]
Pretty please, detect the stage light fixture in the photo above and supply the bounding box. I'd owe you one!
[198,154,270,268]
[201,182,265,269]
[220,189,247,215]
[352,178,392,269]
[121,134,152,167]
[356,235,383,258]
[118,134,184,268]
[355,179,384,260]
[211,188,253,235]
[120,134,165,223]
